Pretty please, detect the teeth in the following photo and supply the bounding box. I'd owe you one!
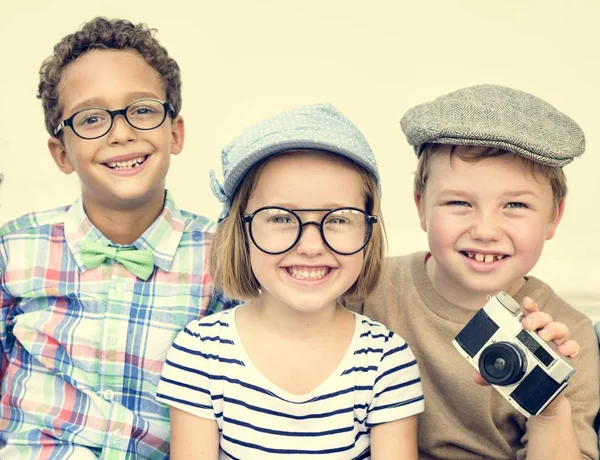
[107,156,146,169]
[466,252,506,263]
[288,268,329,280]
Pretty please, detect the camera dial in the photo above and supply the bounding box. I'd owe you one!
[479,342,527,386]
[495,292,522,316]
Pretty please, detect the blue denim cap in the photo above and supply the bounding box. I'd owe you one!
[210,103,380,220]
[401,84,585,167]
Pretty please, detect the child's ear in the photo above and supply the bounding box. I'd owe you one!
[170,115,185,155]
[546,199,566,240]
[48,137,74,174]
[414,192,427,232]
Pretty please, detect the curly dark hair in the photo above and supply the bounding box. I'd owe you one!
[37,17,182,138]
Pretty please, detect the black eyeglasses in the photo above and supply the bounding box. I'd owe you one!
[242,207,378,255]
[54,98,174,139]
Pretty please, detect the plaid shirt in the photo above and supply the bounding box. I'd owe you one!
[0,191,228,459]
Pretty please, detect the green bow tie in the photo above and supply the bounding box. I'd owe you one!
[80,241,155,280]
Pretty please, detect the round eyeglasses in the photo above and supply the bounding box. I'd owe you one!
[242,207,378,255]
[54,98,174,140]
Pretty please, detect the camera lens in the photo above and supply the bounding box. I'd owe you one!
[478,342,527,386]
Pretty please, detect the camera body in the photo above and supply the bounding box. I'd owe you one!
[452,292,576,418]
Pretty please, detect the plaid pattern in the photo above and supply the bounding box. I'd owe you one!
[0,191,228,459]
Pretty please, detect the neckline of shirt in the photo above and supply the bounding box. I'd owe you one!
[225,306,362,403]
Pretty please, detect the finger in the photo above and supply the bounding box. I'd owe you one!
[522,311,553,331]
[522,296,539,315]
[473,371,490,386]
[557,340,580,360]
[536,322,569,344]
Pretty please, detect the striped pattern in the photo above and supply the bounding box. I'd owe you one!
[0,192,230,459]
[157,308,424,459]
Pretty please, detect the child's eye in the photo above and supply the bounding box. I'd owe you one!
[447,200,469,207]
[506,202,528,209]
[78,114,105,126]
[84,116,101,125]
[131,106,157,116]
[269,215,294,225]
[325,217,349,226]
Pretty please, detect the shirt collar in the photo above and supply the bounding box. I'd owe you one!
[65,191,184,273]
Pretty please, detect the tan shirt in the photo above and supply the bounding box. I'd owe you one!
[348,252,599,460]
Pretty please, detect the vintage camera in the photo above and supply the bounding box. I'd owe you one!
[452,292,576,418]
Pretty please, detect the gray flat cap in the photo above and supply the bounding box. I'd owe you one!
[210,103,379,220]
[401,84,585,166]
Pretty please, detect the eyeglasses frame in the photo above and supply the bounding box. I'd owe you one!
[242,206,378,255]
[53,98,174,139]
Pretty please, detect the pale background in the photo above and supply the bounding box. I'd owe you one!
[0,1,598,320]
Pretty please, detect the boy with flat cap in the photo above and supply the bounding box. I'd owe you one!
[350,84,599,459]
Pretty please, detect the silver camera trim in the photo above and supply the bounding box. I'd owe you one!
[452,292,576,418]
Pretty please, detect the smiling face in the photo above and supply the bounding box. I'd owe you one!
[245,151,367,314]
[415,149,564,307]
[48,49,184,213]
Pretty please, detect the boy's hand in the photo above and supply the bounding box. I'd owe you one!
[473,296,580,415]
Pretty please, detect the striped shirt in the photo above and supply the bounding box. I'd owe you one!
[0,191,229,459]
[157,308,424,459]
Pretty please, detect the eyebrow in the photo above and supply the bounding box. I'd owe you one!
[277,202,358,209]
[438,189,540,199]
[438,189,470,198]
[253,203,362,213]
[68,92,163,114]
[501,190,540,198]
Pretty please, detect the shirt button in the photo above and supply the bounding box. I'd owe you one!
[112,428,123,442]
[103,389,114,401]
[116,283,126,293]
[107,335,118,347]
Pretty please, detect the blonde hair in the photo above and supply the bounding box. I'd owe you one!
[209,150,386,302]
[414,143,567,208]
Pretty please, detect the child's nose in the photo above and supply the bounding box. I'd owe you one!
[295,223,326,256]
[469,213,502,242]
[107,114,137,144]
